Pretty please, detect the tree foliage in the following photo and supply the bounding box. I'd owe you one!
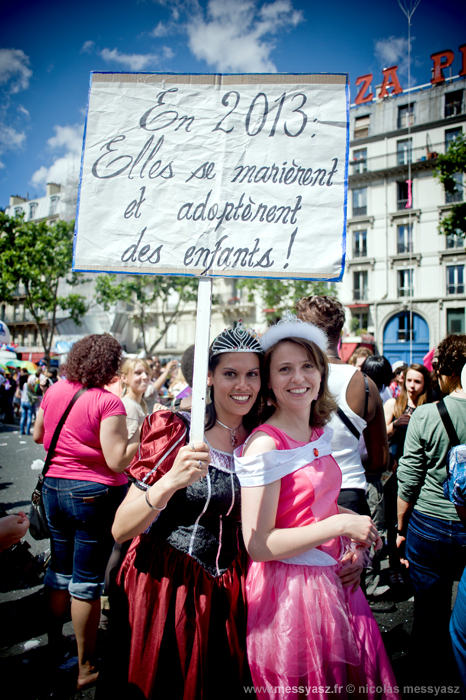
[0,213,87,365]
[237,278,337,323]
[434,134,466,238]
[94,274,199,354]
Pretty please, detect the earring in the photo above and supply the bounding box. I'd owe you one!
[206,386,212,405]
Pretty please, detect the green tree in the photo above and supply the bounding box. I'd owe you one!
[94,274,199,354]
[237,278,337,323]
[434,133,466,238]
[0,213,87,366]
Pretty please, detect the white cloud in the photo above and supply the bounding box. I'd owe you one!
[151,21,170,38]
[0,124,26,149]
[17,105,30,118]
[186,0,304,72]
[81,40,95,54]
[374,36,415,82]
[30,123,83,191]
[0,48,32,94]
[100,48,160,71]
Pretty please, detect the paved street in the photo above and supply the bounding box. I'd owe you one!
[0,417,458,699]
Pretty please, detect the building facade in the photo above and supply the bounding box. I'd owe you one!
[338,74,465,364]
[2,182,258,358]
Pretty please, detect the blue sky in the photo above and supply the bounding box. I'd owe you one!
[1,0,465,210]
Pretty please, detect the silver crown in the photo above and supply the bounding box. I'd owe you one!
[211,320,263,356]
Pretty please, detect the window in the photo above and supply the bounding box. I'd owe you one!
[398,269,413,297]
[354,115,369,140]
[446,231,465,249]
[397,139,412,165]
[447,265,464,295]
[398,104,415,129]
[165,323,178,348]
[352,188,367,217]
[397,181,411,210]
[352,148,367,174]
[397,224,413,254]
[166,291,179,310]
[445,128,462,150]
[13,304,19,320]
[353,271,368,300]
[445,172,463,204]
[49,196,59,216]
[398,312,414,341]
[447,308,465,334]
[353,230,367,258]
[1,304,5,321]
[445,91,464,118]
[351,312,368,332]
[14,207,23,218]
[28,202,38,220]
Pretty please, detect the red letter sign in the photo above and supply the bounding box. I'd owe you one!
[459,44,466,78]
[431,50,455,84]
[378,66,403,98]
[355,74,373,105]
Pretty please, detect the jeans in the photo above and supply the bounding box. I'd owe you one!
[42,477,127,600]
[406,509,466,680]
[451,567,466,700]
[20,401,36,434]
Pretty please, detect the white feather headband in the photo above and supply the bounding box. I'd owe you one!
[260,310,329,353]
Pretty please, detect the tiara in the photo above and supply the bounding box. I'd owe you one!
[260,310,328,353]
[211,320,263,356]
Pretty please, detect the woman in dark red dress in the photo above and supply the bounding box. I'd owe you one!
[111,322,263,699]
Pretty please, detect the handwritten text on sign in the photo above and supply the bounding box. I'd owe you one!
[74,73,348,280]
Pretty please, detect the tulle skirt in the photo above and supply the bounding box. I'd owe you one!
[246,560,400,699]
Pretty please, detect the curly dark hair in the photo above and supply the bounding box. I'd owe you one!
[61,334,123,388]
[434,334,466,389]
[259,337,338,429]
[295,296,345,345]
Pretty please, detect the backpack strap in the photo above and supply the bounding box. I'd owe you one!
[362,373,370,420]
[437,400,460,447]
[336,372,370,440]
[337,407,361,440]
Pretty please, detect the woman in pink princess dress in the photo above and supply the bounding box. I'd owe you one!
[235,314,400,700]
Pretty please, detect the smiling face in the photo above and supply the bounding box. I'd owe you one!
[122,361,150,397]
[207,352,261,423]
[405,368,425,403]
[268,341,322,415]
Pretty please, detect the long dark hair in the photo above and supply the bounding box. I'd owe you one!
[205,351,263,433]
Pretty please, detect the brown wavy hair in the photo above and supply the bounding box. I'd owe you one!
[393,363,432,418]
[295,296,345,345]
[260,337,338,428]
[434,335,466,392]
[61,334,123,388]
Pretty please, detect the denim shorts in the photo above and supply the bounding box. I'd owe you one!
[42,477,127,600]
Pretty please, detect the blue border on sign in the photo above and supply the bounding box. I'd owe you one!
[72,71,349,282]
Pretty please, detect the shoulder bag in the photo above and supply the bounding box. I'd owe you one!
[29,387,88,540]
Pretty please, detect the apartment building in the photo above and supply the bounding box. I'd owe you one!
[338,74,465,364]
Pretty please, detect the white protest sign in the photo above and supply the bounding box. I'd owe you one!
[73,73,348,280]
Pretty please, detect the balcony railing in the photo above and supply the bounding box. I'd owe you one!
[349,141,446,175]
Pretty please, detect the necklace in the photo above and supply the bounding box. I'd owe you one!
[216,419,242,447]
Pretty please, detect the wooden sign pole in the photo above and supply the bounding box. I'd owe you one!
[189,277,213,445]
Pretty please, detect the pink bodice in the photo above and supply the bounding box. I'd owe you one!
[250,424,342,560]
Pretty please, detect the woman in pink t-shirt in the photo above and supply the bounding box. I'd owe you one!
[33,334,139,691]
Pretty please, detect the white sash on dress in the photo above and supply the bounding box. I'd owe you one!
[233,427,333,487]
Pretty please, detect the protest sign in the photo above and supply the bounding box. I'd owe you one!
[73,72,349,281]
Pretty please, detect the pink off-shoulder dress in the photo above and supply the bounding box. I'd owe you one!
[235,424,399,700]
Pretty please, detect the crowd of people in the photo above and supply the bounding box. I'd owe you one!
[1,295,466,699]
